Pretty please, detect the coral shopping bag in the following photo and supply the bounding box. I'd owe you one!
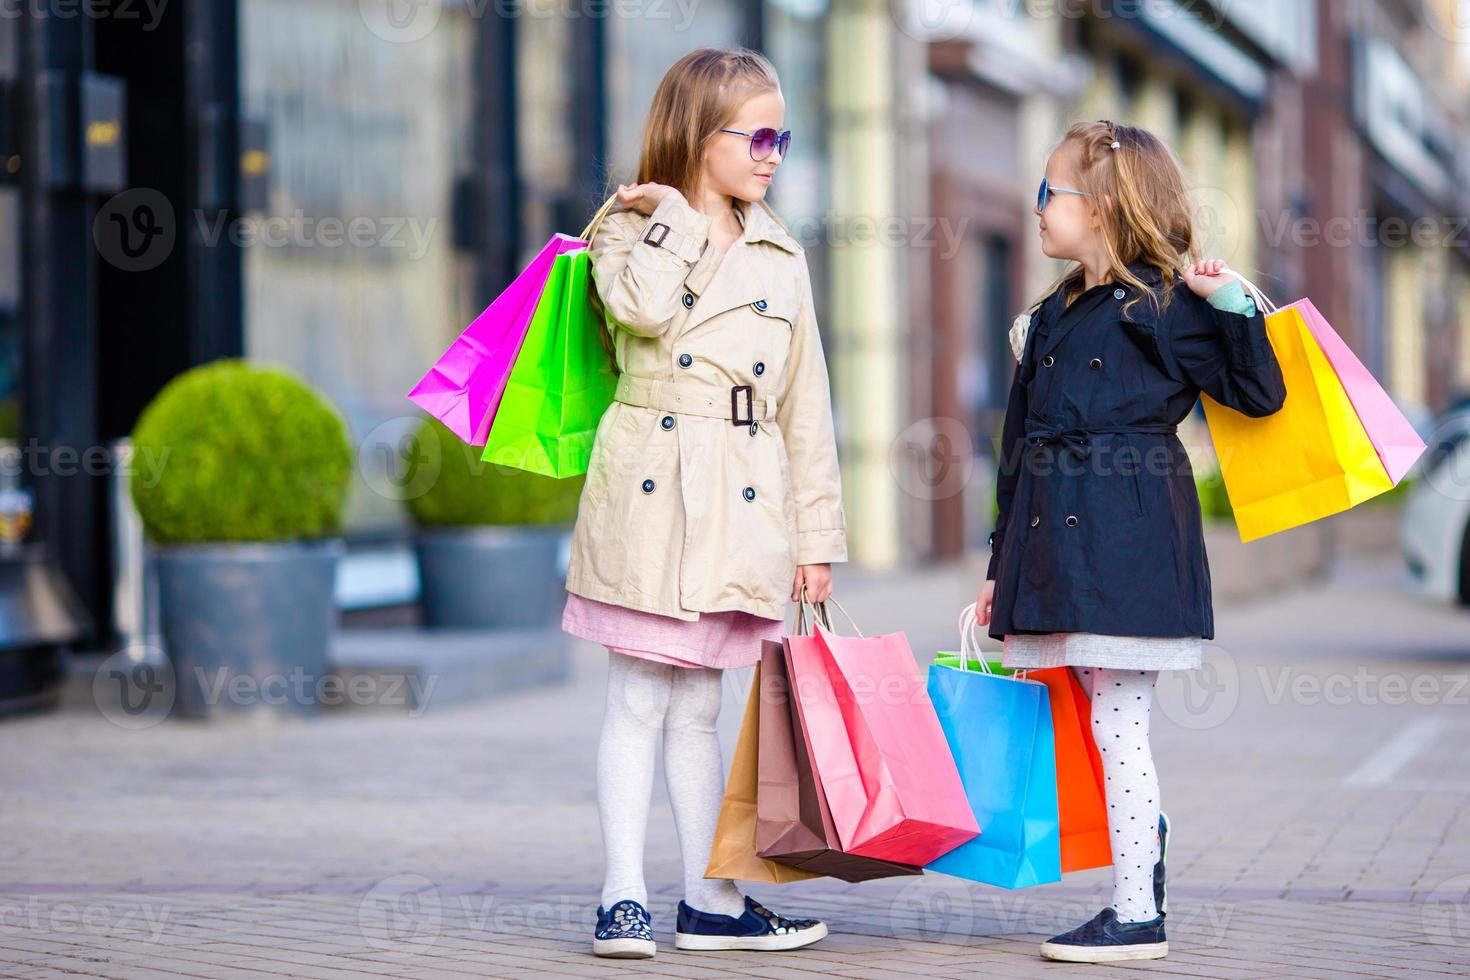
[754,608,924,882]
[927,604,1062,888]
[705,662,824,885]
[1201,273,1425,541]
[1028,666,1111,873]
[784,595,978,866]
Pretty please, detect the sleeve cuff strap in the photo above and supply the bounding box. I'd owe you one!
[796,528,848,566]
[641,197,711,264]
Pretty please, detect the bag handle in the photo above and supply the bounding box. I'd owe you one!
[792,590,832,636]
[957,602,1025,678]
[577,193,624,373]
[957,603,992,674]
[579,193,621,245]
[798,584,864,638]
[1221,268,1279,315]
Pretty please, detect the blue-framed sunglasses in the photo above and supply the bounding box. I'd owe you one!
[718,127,792,162]
[1036,176,1090,212]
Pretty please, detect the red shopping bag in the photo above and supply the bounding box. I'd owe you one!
[785,599,979,866]
[1029,667,1111,873]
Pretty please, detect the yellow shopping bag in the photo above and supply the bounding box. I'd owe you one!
[1202,300,1393,542]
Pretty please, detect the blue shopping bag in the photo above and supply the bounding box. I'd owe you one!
[923,604,1062,888]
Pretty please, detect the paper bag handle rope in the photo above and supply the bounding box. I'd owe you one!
[579,193,621,244]
[1220,268,1279,315]
[797,585,864,638]
[957,602,1026,678]
[793,592,832,636]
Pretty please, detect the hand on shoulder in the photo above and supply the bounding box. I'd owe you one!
[1181,258,1235,300]
[615,182,686,216]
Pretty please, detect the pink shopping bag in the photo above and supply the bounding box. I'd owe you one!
[408,234,587,445]
[1294,298,1426,483]
[786,609,979,866]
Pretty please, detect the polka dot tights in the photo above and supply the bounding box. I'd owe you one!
[1072,666,1161,923]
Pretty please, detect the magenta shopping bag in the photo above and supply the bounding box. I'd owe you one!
[1295,298,1426,483]
[408,234,587,446]
[786,600,979,866]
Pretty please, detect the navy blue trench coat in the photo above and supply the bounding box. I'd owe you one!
[986,262,1288,641]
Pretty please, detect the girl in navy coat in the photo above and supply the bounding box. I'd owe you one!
[976,120,1287,963]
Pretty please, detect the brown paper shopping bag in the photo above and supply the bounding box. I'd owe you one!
[703,663,823,884]
[755,638,924,882]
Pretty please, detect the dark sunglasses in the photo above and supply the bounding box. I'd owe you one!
[1036,176,1090,212]
[718,127,792,162]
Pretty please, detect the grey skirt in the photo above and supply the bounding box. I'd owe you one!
[1001,632,1203,671]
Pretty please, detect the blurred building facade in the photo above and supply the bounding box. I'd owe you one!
[2,0,1468,650]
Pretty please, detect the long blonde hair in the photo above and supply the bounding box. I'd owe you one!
[1037,119,1200,317]
[627,47,781,198]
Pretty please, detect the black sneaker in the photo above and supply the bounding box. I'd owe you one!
[593,899,654,958]
[674,895,827,951]
[1039,907,1167,962]
[1154,811,1170,917]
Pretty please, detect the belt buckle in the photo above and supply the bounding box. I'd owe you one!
[731,385,754,426]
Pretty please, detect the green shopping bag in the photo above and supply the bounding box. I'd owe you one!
[933,652,1017,676]
[481,248,617,477]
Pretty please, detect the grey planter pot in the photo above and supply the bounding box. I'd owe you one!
[415,525,565,629]
[154,538,343,719]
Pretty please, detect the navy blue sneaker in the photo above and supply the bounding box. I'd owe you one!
[674,895,827,951]
[593,899,654,958]
[1155,811,1170,917]
[1039,907,1167,962]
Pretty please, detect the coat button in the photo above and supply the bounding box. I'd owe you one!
[749,421,758,436]
[754,299,768,311]
[682,291,695,308]
[1090,357,1102,370]
[743,486,756,501]
[642,479,656,494]
[988,531,996,546]
[1041,354,1055,368]
[1113,288,1126,300]
[678,353,693,368]
[753,361,765,376]
[1065,514,1079,526]
[660,415,675,430]
[1030,515,1040,527]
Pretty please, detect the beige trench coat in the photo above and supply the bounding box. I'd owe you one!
[564,195,848,621]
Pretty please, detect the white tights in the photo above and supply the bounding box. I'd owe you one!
[1072,666,1162,923]
[597,651,746,916]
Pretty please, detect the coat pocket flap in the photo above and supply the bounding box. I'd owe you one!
[1118,318,1180,381]
[751,297,797,325]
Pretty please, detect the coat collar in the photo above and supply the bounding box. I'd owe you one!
[1031,260,1176,362]
[736,199,803,254]
[677,202,801,336]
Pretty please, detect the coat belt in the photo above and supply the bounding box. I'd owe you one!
[615,374,777,423]
[1024,419,1178,459]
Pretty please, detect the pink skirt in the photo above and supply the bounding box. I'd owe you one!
[561,591,786,670]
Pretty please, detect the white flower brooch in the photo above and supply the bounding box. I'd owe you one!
[1008,313,1031,363]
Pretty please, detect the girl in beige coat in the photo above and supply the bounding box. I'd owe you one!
[561,48,846,959]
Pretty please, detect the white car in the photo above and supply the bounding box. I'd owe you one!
[1401,405,1470,605]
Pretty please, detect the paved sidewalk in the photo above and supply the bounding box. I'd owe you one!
[2,553,1469,978]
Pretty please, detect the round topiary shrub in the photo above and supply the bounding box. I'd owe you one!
[130,359,353,544]
[406,417,584,527]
